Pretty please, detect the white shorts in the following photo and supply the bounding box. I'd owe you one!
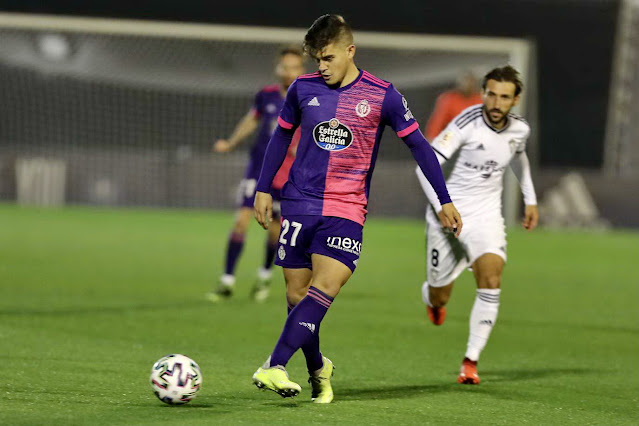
[426,208,507,288]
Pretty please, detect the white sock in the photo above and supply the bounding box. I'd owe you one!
[465,288,501,362]
[257,267,273,281]
[421,281,433,307]
[220,274,236,287]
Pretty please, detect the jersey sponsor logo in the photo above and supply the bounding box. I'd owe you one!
[355,99,371,117]
[463,159,507,179]
[313,118,353,151]
[278,245,286,260]
[307,97,320,106]
[326,236,361,255]
[479,319,494,326]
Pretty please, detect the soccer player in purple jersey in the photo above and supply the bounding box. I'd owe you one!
[250,15,462,403]
[206,47,305,303]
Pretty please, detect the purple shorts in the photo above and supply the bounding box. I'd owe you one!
[237,179,281,214]
[274,215,363,272]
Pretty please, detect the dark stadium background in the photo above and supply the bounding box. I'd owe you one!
[1,0,619,169]
[0,2,637,424]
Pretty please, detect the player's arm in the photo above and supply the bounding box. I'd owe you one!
[416,122,464,222]
[254,82,301,229]
[510,149,539,231]
[213,97,261,153]
[404,130,461,237]
[382,84,461,236]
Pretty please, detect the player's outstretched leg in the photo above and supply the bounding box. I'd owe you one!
[250,224,279,302]
[459,253,503,384]
[308,356,335,403]
[250,266,273,302]
[286,295,332,402]
[207,208,252,302]
[253,287,334,398]
[421,281,453,326]
[458,288,500,384]
[207,230,244,302]
[252,357,302,398]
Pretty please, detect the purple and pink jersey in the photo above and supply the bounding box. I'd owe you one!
[263,70,422,225]
[245,84,286,181]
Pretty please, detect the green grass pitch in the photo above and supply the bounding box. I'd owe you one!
[1,204,637,425]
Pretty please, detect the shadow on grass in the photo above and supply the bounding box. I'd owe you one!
[337,367,600,401]
[338,383,454,401]
[480,367,601,382]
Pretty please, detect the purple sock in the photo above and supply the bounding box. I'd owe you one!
[286,295,323,372]
[271,287,333,368]
[264,240,278,270]
[224,232,245,276]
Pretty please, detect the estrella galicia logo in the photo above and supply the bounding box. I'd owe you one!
[313,118,353,151]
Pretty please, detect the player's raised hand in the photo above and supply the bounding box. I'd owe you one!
[522,204,539,231]
[254,191,273,230]
[438,203,463,238]
[213,139,233,153]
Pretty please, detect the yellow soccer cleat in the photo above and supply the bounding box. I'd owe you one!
[252,365,301,398]
[205,275,234,303]
[308,356,335,404]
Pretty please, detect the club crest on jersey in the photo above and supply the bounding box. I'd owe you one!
[313,118,354,151]
[355,100,371,117]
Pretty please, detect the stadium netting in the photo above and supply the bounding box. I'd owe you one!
[0,16,523,218]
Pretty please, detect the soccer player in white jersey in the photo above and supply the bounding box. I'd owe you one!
[416,65,539,385]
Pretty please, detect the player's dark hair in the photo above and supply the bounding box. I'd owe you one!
[482,65,524,96]
[303,14,353,58]
[279,45,304,58]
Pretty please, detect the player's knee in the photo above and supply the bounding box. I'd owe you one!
[232,219,249,235]
[478,275,501,289]
[286,286,307,305]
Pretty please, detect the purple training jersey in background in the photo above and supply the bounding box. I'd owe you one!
[245,84,284,180]
[276,70,420,225]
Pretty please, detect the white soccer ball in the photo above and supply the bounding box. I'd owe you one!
[150,354,202,405]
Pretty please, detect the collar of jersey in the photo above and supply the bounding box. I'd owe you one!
[327,69,364,92]
[481,109,511,134]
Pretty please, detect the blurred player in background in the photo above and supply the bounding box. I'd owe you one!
[206,47,304,303]
[424,71,482,141]
[251,14,461,403]
[416,65,539,385]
